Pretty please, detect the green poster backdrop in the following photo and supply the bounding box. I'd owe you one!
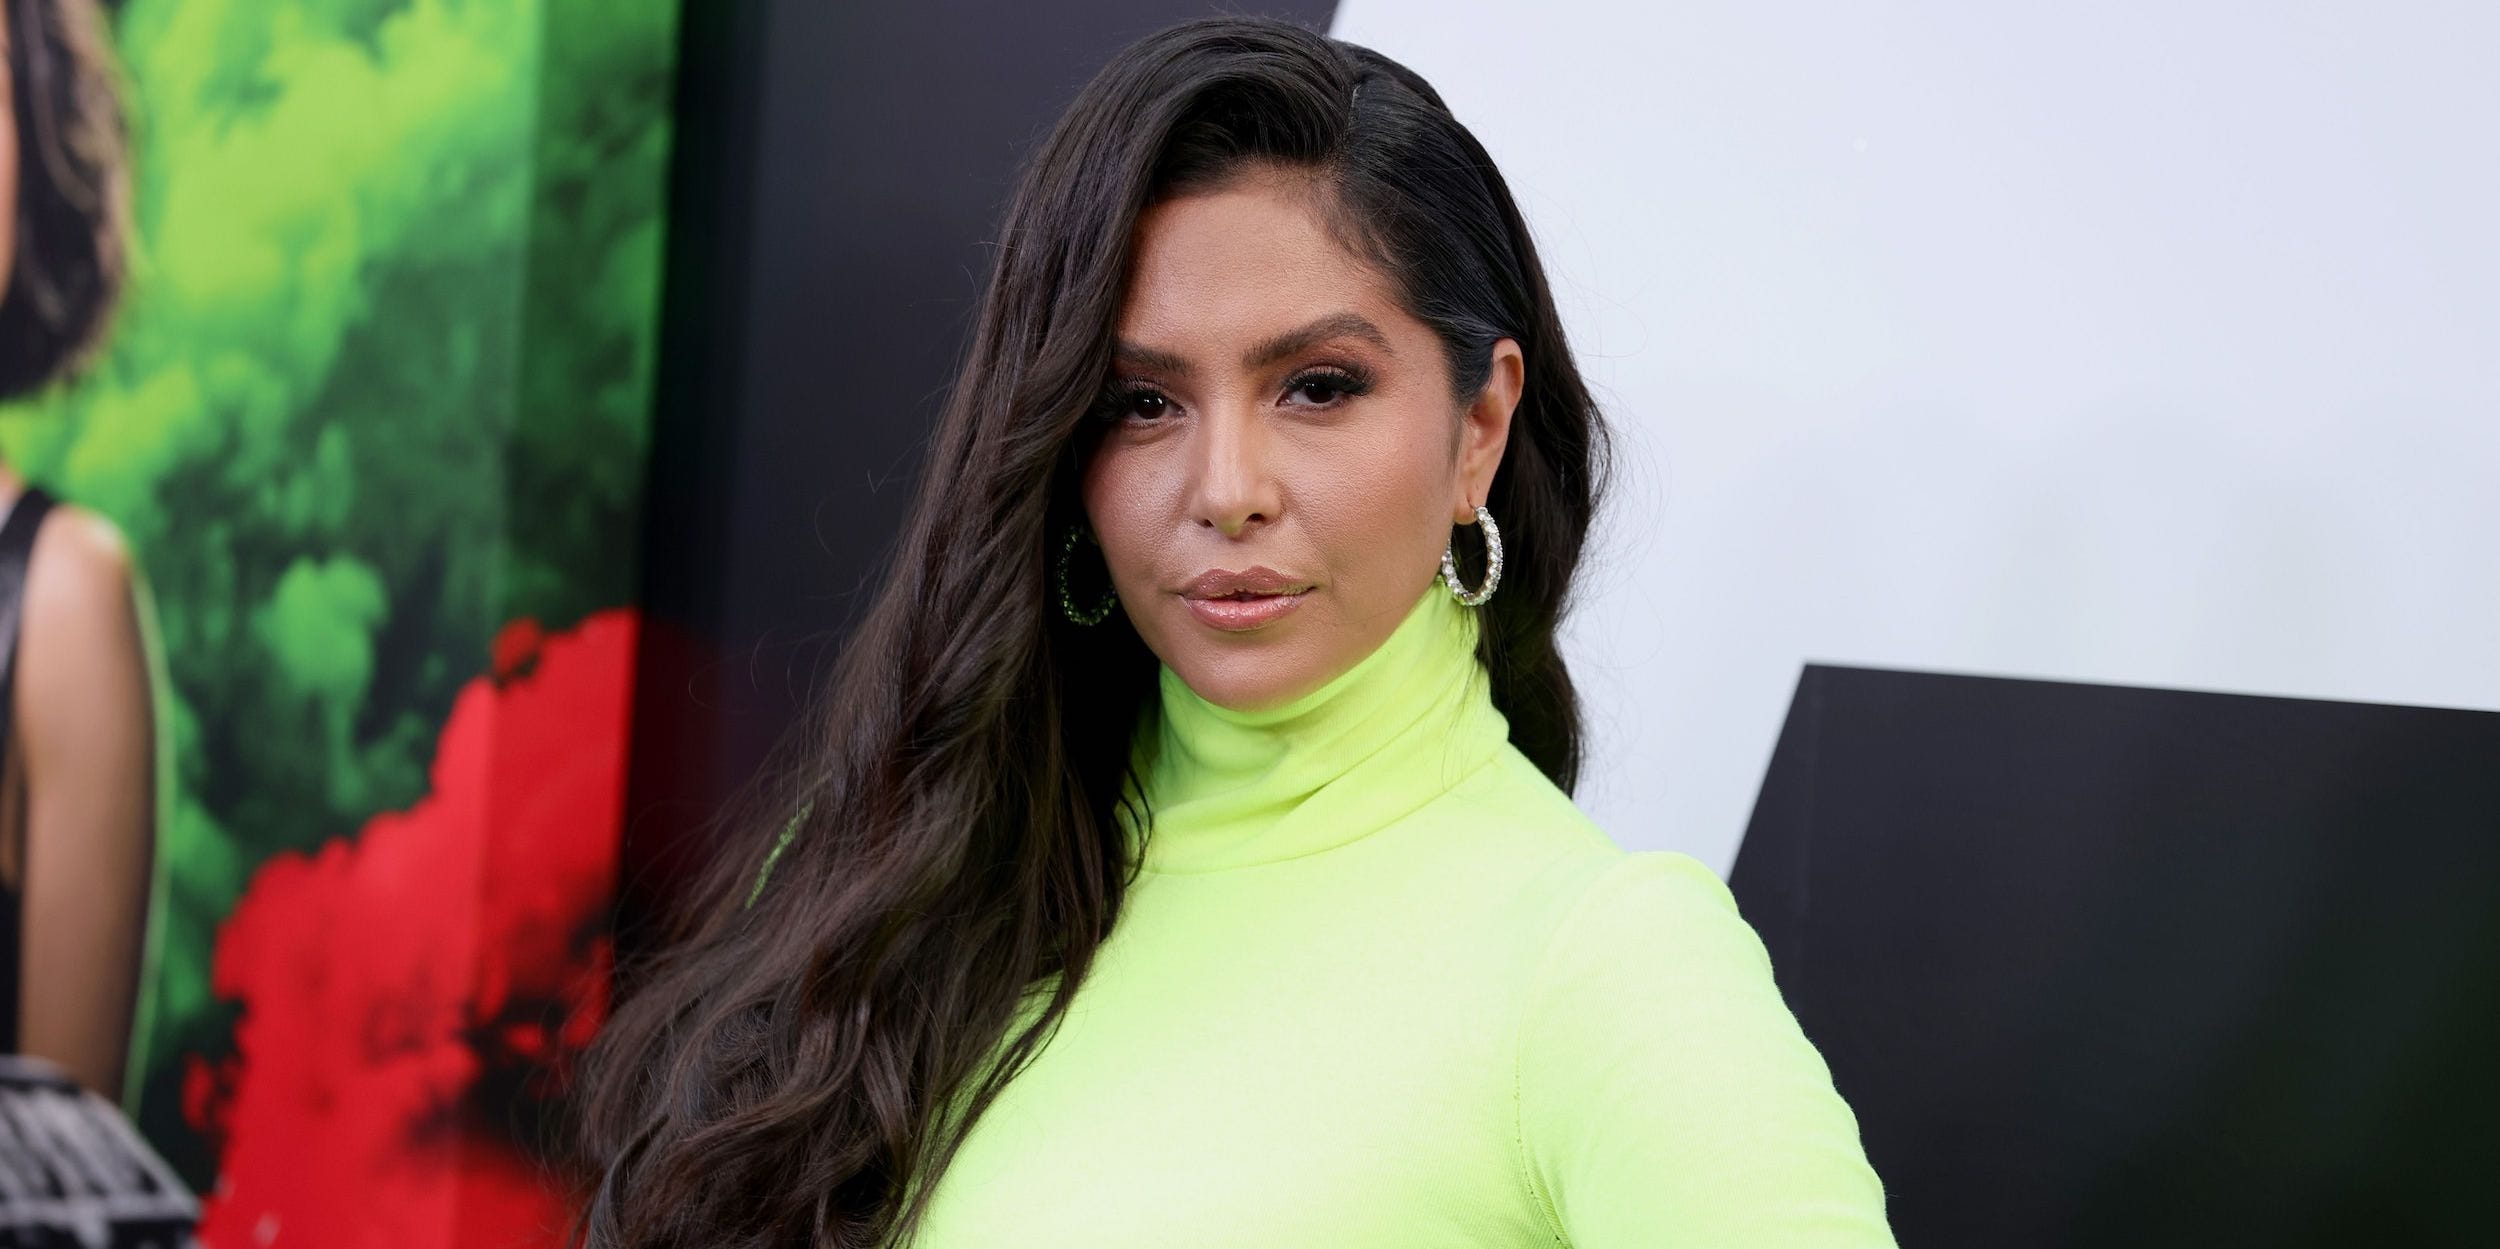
[1,0,677,1237]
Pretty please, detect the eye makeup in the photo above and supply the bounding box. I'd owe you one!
[1093,359,1378,425]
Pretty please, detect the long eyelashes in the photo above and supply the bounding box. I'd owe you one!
[1093,363,1377,425]
[1285,364,1377,407]
[1094,382,1171,424]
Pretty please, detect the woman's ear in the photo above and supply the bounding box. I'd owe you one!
[1454,337,1524,521]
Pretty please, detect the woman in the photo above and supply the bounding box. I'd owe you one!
[576,15,1892,1247]
[0,0,158,1108]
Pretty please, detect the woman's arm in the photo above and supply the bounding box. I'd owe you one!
[15,504,157,1104]
[1516,850,1896,1247]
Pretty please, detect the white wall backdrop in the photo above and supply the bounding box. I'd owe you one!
[1331,1,2500,873]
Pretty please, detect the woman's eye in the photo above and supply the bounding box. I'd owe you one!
[1101,386,1170,423]
[1285,368,1371,409]
[1098,367,1369,422]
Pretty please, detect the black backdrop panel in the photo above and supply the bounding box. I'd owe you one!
[1731,664,2500,1247]
[626,2,1339,929]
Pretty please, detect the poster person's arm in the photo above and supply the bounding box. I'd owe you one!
[16,506,156,1104]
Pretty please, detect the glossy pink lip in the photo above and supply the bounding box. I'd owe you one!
[1183,566,1312,598]
[1181,566,1315,632]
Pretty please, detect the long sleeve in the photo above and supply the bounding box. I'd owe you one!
[1515,851,1896,1247]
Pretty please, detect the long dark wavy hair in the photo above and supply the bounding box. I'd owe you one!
[1,0,128,400]
[571,15,1612,1247]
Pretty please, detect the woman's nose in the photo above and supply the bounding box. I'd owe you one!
[1188,405,1282,537]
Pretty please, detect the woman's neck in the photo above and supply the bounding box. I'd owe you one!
[1121,580,1511,873]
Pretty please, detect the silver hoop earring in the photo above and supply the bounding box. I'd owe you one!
[1440,504,1503,607]
[1057,523,1119,626]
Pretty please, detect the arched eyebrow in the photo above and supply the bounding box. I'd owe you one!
[1114,311,1395,378]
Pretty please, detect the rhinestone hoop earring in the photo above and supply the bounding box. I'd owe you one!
[1057,523,1119,626]
[1440,504,1503,607]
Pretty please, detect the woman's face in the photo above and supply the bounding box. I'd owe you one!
[1080,165,1522,713]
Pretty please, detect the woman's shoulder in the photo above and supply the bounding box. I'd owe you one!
[1509,847,1895,1244]
[11,493,140,616]
[19,498,143,650]
[1529,849,1763,988]
[9,495,149,737]
[1439,746,1780,1026]
[1418,747,1754,979]
[1428,743,1696,881]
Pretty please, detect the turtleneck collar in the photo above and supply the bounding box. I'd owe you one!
[1121,580,1513,874]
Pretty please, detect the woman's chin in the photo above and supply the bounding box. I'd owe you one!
[1168,643,1330,715]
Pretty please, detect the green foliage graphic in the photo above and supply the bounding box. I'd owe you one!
[0,0,677,1184]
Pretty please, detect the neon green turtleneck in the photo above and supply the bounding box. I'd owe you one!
[905,580,1895,1246]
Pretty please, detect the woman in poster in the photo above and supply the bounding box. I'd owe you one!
[0,0,160,1106]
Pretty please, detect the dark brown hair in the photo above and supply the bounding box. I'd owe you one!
[571,15,1612,1247]
[1,0,128,400]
